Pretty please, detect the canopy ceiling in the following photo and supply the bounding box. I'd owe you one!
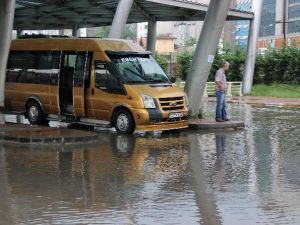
[14,0,254,30]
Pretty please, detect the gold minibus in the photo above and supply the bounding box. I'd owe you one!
[4,37,189,133]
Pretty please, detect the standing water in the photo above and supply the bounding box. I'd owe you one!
[0,103,299,225]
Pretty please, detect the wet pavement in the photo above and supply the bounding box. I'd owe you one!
[0,103,299,225]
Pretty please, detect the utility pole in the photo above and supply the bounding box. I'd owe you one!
[109,0,134,39]
[242,0,263,95]
[283,0,287,43]
[0,0,16,107]
[184,0,232,117]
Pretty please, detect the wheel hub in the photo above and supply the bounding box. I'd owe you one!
[28,106,38,122]
[117,114,129,132]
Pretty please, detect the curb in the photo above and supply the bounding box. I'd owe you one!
[188,119,245,130]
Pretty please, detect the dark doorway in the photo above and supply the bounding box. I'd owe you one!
[59,52,76,114]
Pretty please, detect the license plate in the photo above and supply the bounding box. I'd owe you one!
[169,112,183,119]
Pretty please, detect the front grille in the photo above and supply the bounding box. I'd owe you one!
[159,96,185,111]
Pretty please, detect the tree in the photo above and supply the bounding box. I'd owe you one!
[94,24,137,41]
[185,36,197,47]
[94,26,110,38]
[122,24,137,41]
[176,51,193,81]
[176,45,300,85]
[155,54,169,73]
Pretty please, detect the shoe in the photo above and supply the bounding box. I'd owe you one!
[215,119,224,122]
[224,118,230,121]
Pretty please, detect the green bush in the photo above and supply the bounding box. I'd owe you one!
[254,46,300,84]
[176,45,300,85]
[176,47,246,82]
[155,54,169,73]
[185,36,197,47]
[176,51,193,81]
[253,53,264,84]
[209,46,246,82]
[197,107,206,119]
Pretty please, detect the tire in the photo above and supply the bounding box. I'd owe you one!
[113,109,135,134]
[26,101,46,125]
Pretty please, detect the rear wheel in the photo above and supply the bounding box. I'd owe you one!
[26,101,46,125]
[113,109,135,134]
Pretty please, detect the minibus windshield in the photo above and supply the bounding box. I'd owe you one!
[112,56,170,84]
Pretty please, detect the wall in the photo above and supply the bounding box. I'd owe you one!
[155,38,175,54]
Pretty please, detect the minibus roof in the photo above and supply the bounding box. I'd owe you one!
[10,38,145,53]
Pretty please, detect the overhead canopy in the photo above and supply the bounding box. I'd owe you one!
[14,0,254,30]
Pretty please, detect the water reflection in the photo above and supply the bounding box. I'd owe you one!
[0,103,299,224]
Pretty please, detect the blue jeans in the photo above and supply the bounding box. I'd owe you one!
[215,91,228,120]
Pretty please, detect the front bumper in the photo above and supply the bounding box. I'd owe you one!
[130,108,189,131]
[136,120,188,132]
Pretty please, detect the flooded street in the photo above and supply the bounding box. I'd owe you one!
[0,103,299,225]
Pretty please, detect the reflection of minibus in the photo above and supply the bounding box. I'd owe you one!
[4,37,189,133]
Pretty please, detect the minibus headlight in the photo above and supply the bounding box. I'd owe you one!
[184,92,189,106]
[141,94,156,109]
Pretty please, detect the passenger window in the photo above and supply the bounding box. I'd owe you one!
[64,54,76,67]
[6,51,35,83]
[51,52,61,85]
[36,52,52,85]
[74,53,86,87]
[6,51,56,85]
[73,52,92,88]
[95,62,124,94]
[20,71,36,83]
[95,63,108,89]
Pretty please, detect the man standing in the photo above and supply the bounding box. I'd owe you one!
[215,60,230,122]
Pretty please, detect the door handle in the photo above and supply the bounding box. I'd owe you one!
[91,88,94,95]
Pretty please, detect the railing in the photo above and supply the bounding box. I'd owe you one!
[180,81,243,97]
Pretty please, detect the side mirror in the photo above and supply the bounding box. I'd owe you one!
[170,76,177,83]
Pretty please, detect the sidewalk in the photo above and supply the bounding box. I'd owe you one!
[188,119,245,130]
[206,96,300,107]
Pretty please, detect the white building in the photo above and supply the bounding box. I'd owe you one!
[136,0,210,48]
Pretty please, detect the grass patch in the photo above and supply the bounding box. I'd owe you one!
[250,83,300,98]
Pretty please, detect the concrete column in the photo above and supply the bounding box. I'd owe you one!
[0,0,16,107]
[147,20,157,55]
[275,0,284,37]
[242,0,263,95]
[108,0,134,39]
[72,25,80,37]
[184,0,232,117]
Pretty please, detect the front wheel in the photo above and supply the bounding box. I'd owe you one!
[113,109,135,134]
[26,101,46,125]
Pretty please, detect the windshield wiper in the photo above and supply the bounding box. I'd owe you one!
[126,80,146,84]
[147,79,170,84]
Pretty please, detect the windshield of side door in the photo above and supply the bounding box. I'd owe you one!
[112,56,170,84]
